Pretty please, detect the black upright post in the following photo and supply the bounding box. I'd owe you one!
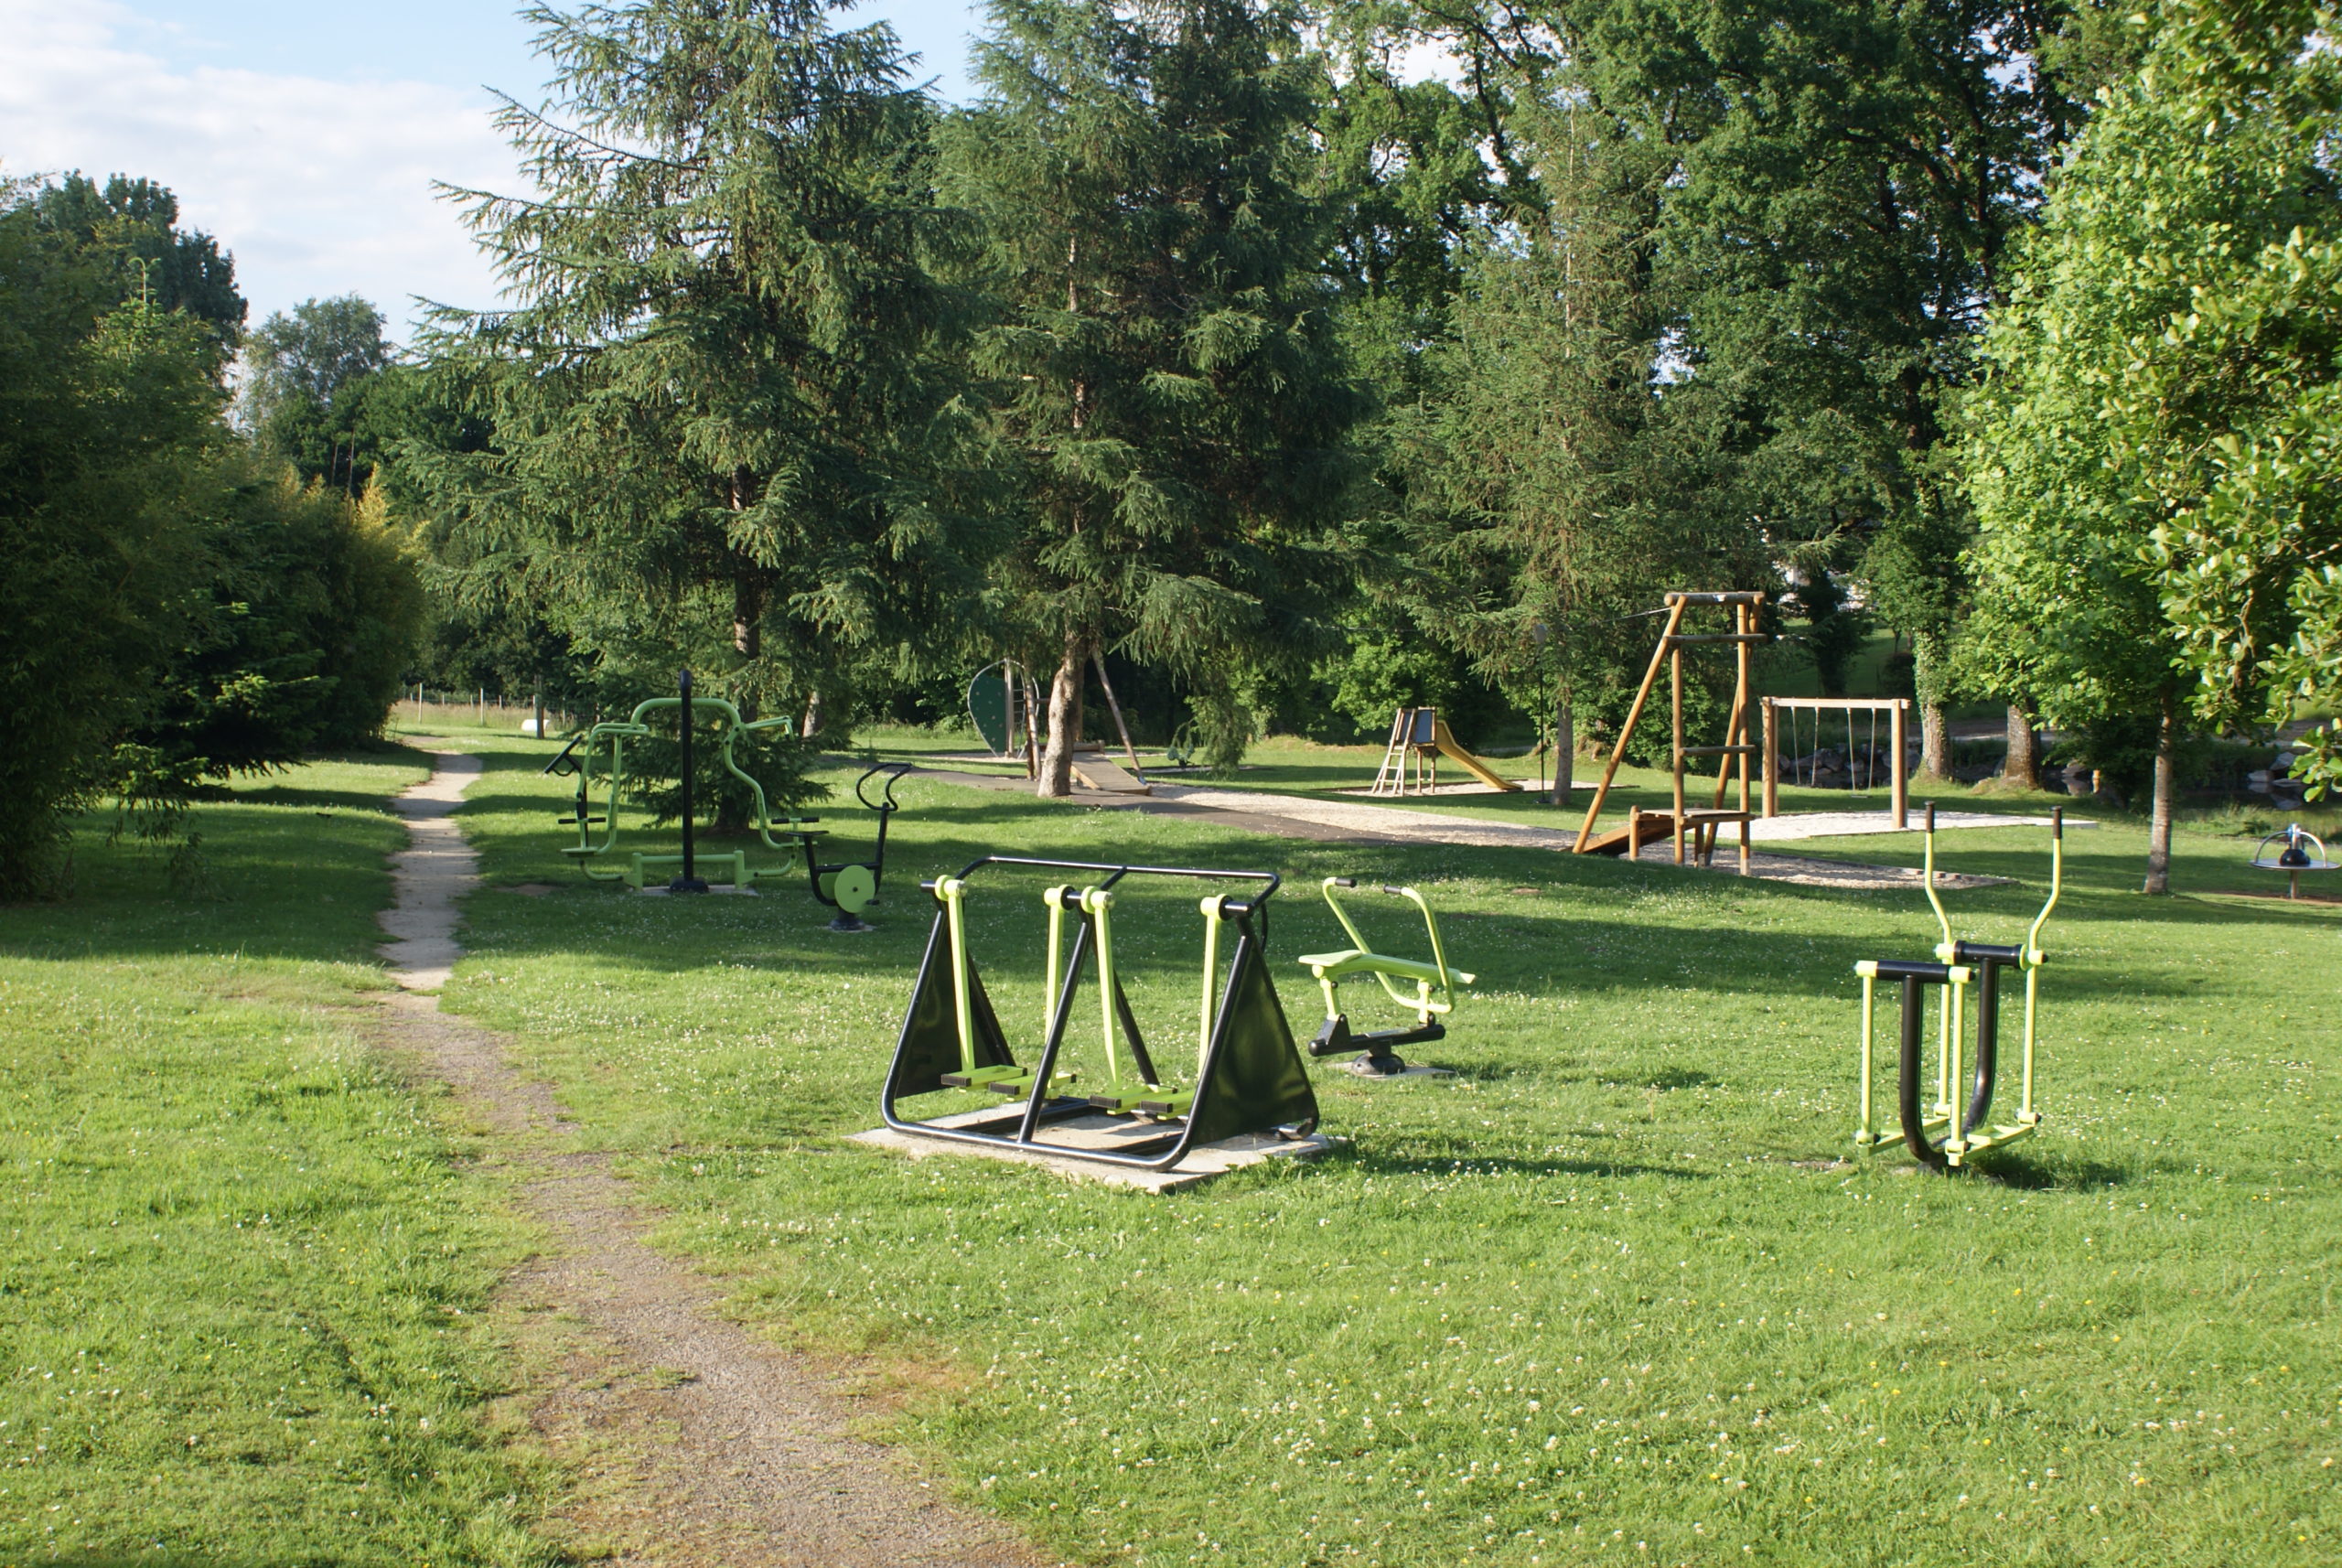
[670,667,709,893]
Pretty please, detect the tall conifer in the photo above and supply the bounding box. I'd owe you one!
[944,0,1369,792]
[417,0,983,718]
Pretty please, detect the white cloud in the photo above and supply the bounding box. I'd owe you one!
[0,0,523,338]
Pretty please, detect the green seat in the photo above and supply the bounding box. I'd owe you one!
[1298,948,1474,986]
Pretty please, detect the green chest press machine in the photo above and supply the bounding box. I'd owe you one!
[1298,877,1474,1078]
[1853,806,2064,1172]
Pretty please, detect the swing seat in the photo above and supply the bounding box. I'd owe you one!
[1297,949,1476,988]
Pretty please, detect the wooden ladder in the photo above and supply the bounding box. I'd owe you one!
[1572,592,1768,872]
[1370,707,1417,797]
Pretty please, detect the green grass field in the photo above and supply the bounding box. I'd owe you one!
[0,752,555,1567]
[435,731,2340,1567]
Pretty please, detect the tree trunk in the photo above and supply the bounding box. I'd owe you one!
[1911,632,1952,780]
[2003,703,2039,789]
[1037,630,1088,798]
[2143,685,2177,895]
[800,692,823,739]
[733,586,761,659]
[1920,702,1950,782]
[1552,697,1574,805]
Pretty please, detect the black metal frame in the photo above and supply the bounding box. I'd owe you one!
[878,856,1320,1172]
[1305,1015,1445,1075]
[1870,950,2013,1174]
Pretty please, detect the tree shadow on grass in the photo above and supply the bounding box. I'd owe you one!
[218,783,412,813]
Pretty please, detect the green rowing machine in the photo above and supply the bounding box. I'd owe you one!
[1298,876,1474,1078]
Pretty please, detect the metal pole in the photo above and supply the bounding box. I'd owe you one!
[671,667,708,893]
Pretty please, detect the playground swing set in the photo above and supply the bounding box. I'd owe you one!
[1853,805,2064,1173]
[1297,877,1474,1078]
[879,857,1321,1173]
[546,669,907,928]
[1759,696,1911,826]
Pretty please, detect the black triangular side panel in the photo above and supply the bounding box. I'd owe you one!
[1186,934,1318,1146]
[1112,974,1160,1086]
[886,912,1016,1099]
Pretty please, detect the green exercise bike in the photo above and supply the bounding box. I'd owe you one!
[1298,876,1475,1078]
[1852,806,2064,1172]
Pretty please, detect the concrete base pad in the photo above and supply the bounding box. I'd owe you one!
[850,1106,1334,1192]
[1338,1059,1456,1080]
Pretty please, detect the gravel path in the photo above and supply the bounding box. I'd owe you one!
[372,746,1055,1568]
[911,768,2018,890]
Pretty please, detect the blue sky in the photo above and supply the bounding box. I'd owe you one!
[0,0,987,338]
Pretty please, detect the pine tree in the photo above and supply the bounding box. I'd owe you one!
[414,0,985,723]
[943,0,1370,792]
[1384,90,1768,766]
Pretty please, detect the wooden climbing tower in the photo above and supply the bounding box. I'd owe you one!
[1573,591,1768,873]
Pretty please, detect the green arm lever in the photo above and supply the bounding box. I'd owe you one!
[2025,807,2063,966]
[1920,803,1955,961]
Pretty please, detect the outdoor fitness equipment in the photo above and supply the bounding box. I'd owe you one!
[549,697,908,926]
[807,764,912,931]
[880,857,1320,1172]
[1298,877,1474,1077]
[546,669,817,892]
[1853,805,2064,1173]
[2250,822,2336,900]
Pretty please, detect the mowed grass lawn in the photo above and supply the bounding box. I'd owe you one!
[446,732,2341,1568]
[0,752,554,1567]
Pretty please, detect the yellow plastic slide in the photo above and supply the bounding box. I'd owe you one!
[1427,714,1520,792]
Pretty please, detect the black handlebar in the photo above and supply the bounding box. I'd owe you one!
[542,735,586,777]
[856,761,912,811]
[946,854,1280,902]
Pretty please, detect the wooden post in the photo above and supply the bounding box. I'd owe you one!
[1891,700,1908,828]
[1574,600,1687,851]
[1762,699,1778,817]
[1738,604,1754,875]
[1671,642,1686,865]
[1023,666,1042,779]
[1090,652,1146,781]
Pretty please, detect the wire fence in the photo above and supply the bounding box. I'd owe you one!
[386,687,575,736]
